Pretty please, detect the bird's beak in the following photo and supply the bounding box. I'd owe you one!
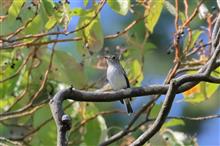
[104,56,109,59]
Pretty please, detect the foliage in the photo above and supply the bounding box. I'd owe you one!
[0,0,219,146]
[144,0,164,33]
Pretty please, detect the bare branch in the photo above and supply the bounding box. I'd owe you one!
[131,80,177,146]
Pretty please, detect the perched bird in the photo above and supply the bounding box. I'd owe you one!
[105,55,133,114]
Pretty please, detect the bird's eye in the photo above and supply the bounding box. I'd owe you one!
[112,56,116,60]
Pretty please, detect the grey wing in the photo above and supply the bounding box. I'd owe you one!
[123,72,130,88]
[122,68,133,101]
[118,64,132,101]
[118,64,130,88]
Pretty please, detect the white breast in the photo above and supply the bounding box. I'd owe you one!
[107,65,127,90]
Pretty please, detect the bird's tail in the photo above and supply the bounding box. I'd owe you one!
[124,98,133,114]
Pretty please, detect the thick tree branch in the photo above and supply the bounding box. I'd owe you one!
[49,46,220,146]
[131,80,177,146]
[48,61,219,102]
[49,90,71,146]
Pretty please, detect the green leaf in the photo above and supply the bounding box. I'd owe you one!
[0,0,25,34]
[51,50,86,88]
[7,0,25,17]
[144,0,164,33]
[179,11,186,22]
[144,42,157,51]
[211,67,220,78]
[203,82,219,98]
[0,97,15,111]
[184,92,205,103]
[70,8,86,16]
[68,103,104,145]
[42,0,55,16]
[149,103,162,119]
[84,116,107,146]
[164,0,176,16]
[183,70,219,103]
[163,119,185,128]
[45,16,57,30]
[128,60,144,86]
[183,82,219,103]
[24,3,49,34]
[107,0,130,16]
[97,115,108,143]
[84,115,107,146]
[125,41,156,62]
[84,0,89,7]
[84,18,104,51]
[77,103,107,146]
[84,118,101,146]
[184,30,202,50]
[32,105,56,146]
[0,51,23,98]
[76,9,104,54]
[84,103,99,118]
[30,49,50,84]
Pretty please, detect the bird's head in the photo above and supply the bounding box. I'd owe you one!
[104,55,120,66]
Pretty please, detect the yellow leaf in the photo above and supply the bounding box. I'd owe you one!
[183,84,201,97]
[144,0,164,33]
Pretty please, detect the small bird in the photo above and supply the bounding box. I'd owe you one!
[105,55,133,114]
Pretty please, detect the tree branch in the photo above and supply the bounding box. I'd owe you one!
[49,46,220,146]
[131,80,177,146]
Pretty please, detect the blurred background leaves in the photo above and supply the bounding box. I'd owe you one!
[0,0,220,146]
